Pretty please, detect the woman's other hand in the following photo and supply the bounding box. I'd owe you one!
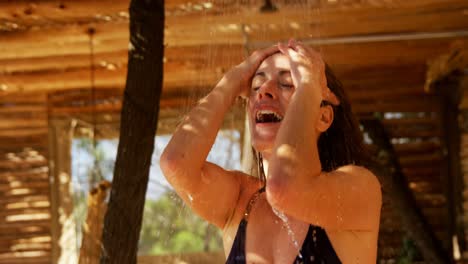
[223,45,279,99]
[278,39,339,106]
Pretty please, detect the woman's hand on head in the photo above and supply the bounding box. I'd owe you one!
[278,39,339,105]
[224,45,279,98]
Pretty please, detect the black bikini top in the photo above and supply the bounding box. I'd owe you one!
[225,188,342,264]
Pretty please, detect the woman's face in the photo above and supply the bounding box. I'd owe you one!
[248,53,295,152]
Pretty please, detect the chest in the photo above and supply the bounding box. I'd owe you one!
[224,196,310,263]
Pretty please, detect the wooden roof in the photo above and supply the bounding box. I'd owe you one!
[1,0,468,263]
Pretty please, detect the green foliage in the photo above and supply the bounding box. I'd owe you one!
[397,236,418,264]
[139,191,223,255]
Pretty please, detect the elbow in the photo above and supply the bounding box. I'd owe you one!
[160,148,184,183]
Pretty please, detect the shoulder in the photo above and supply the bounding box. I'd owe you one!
[330,165,382,226]
[334,165,381,190]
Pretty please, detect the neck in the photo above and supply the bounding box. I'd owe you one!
[260,151,271,178]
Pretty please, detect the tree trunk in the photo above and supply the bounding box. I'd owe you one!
[361,119,450,263]
[100,0,164,263]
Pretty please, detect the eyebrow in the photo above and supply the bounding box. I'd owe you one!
[254,70,291,78]
[253,72,266,78]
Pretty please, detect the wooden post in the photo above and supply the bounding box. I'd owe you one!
[48,119,79,264]
[438,75,465,256]
[361,119,450,263]
[461,108,468,260]
[79,181,111,264]
[100,0,164,263]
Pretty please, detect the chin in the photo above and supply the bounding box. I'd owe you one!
[249,121,280,151]
[251,134,275,153]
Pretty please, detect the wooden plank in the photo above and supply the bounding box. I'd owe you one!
[0,118,46,129]
[409,181,444,193]
[0,93,46,104]
[0,105,46,115]
[0,50,129,74]
[0,181,50,192]
[0,186,50,198]
[0,1,467,59]
[2,36,465,77]
[2,37,465,96]
[0,174,48,186]
[0,241,50,254]
[0,219,51,230]
[0,252,50,264]
[0,159,47,169]
[0,139,48,150]
[0,129,48,138]
[0,229,51,242]
[349,85,425,100]
[386,126,442,138]
[399,153,443,167]
[353,96,441,113]
[0,63,426,98]
[0,66,223,95]
[0,207,50,220]
[0,257,50,264]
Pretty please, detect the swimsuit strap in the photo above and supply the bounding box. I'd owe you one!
[243,186,265,221]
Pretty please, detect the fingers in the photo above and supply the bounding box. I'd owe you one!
[248,45,279,65]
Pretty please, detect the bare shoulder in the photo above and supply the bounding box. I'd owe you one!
[222,170,263,229]
[335,164,377,177]
[334,165,381,190]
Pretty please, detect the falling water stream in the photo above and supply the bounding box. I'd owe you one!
[149,0,329,257]
[271,207,303,258]
[217,0,324,259]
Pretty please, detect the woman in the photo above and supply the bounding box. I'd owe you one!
[160,40,381,263]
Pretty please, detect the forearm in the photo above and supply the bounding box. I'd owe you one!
[267,84,322,198]
[161,77,239,184]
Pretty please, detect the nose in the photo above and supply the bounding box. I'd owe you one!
[257,79,277,100]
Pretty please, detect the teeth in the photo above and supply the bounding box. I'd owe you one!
[256,110,283,122]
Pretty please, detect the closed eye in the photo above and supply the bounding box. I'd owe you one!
[280,83,294,89]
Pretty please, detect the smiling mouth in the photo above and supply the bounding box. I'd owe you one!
[255,110,283,123]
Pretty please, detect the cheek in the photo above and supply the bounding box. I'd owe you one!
[281,90,295,106]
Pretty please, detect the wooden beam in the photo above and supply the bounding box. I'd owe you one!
[353,95,441,113]
[0,1,467,59]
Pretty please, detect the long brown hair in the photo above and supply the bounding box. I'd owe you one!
[318,64,366,172]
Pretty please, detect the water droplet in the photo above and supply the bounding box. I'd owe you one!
[271,207,302,258]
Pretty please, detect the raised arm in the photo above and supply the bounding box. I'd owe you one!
[265,41,381,231]
[160,46,279,228]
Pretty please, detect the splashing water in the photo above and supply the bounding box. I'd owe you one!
[271,207,303,259]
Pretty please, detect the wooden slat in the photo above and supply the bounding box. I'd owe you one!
[0,219,51,231]
[386,126,442,138]
[0,186,50,198]
[394,141,441,154]
[353,96,441,113]
[2,36,466,76]
[0,119,46,129]
[0,1,467,58]
[0,159,47,169]
[0,181,50,192]
[0,129,48,138]
[399,153,443,167]
[0,241,50,254]
[0,50,128,74]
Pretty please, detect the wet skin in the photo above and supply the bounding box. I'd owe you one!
[161,41,381,263]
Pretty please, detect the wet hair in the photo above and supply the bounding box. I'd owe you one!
[250,61,366,175]
[318,64,366,171]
